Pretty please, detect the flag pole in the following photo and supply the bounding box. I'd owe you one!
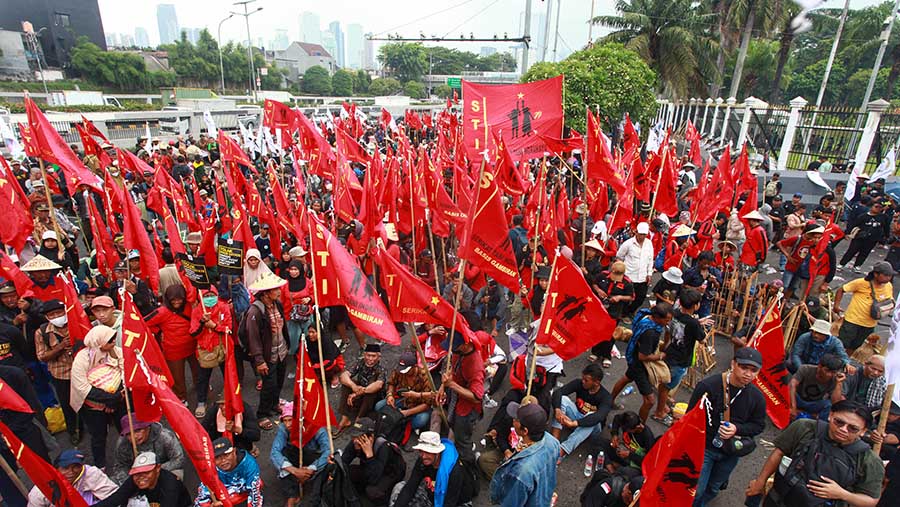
[529,157,549,290]
[627,489,641,507]
[873,383,895,455]
[649,142,670,218]
[426,217,442,293]
[115,298,140,457]
[408,161,418,275]
[526,253,558,398]
[0,453,28,498]
[37,159,65,260]
[305,220,335,454]
[405,322,449,428]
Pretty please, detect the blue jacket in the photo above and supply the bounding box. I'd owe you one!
[789,331,849,372]
[489,432,561,507]
[270,425,330,476]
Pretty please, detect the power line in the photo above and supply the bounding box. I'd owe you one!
[440,0,504,40]
[371,0,483,37]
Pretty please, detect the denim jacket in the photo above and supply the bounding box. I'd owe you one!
[489,432,560,507]
[789,332,849,372]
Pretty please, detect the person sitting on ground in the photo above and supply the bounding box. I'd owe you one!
[590,411,656,474]
[840,355,886,413]
[195,438,263,507]
[94,452,192,507]
[489,400,561,507]
[590,261,634,366]
[27,450,118,507]
[652,267,683,305]
[270,402,330,507]
[389,431,478,507]
[788,319,850,374]
[339,417,407,507]
[201,393,261,455]
[305,322,344,388]
[375,350,433,434]
[790,353,847,421]
[580,472,644,507]
[551,363,613,461]
[747,400,884,507]
[110,415,185,485]
[337,343,387,434]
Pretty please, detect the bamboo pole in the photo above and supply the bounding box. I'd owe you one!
[873,384,895,456]
[115,303,139,457]
[306,222,335,454]
[527,254,558,398]
[37,159,65,260]
[0,454,28,498]
[405,322,449,429]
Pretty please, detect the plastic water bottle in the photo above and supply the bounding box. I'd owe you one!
[595,451,605,472]
[712,422,730,448]
[622,385,635,396]
[583,454,594,477]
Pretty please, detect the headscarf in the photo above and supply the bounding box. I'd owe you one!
[70,325,122,412]
[163,284,187,313]
[286,260,307,292]
[243,248,273,288]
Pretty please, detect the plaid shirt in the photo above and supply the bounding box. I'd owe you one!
[347,359,387,390]
[34,324,74,380]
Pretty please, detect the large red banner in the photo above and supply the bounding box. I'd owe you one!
[462,76,564,161]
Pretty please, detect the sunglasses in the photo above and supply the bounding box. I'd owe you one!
[831,417,862,434]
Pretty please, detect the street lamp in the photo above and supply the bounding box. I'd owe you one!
[21,22,49,96]
[230,1,264,102]
[217,14,234,93]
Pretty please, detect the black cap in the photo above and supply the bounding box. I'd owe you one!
[40,299,65,315]
[364,343,381,353]
[506,401,548,436]
[397,351,417,372]
[734,347,763,369]
[114,260,128,271]
[805,297,820,310]
[440,331,467,352]
[348,417,376,437]
[535,265,552,280]
[212,437,233,457]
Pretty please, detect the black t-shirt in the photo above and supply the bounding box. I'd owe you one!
[652,278,681,302]
[595,273,634,320]
[664,311,704,367]
[637,327,661,359]
[94,469,192,507]
[552,378,613,428]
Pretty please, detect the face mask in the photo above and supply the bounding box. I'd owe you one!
[109,170,120,177]
[202,295,218,308]
[49,315,68,327]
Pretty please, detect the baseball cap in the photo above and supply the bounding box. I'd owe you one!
[40,299,65,315]
[212,437,234,457]
[120,415,151,435]
[636,222,650,234]
[129,452,158,475]
[398,351,417,374]
[793,192,803,198]
[734,347,763,369]
[55,449,85,468]
[873,261,895,276]
[506,399,548,436]
[91,296,115,309]
[440,331,467,352]
[348,417,376,438]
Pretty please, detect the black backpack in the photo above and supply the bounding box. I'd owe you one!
[372,436,407,482]
[374,404,409,445]
[236,300,266,354]
[773,420,870,506]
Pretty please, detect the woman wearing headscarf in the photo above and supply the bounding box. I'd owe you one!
[190,287,232,419]
[305,322,344,388]
[145,285,196,404]
[70,325,125,470]
[243,248,274,288]
[282,260,312,355]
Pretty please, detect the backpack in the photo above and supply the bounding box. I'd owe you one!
[772,420,870,506]
[654,248,666,271]
[625,308,659,365]
[237,300,266,353]
[374,404,409,445]
[372,436,407,482]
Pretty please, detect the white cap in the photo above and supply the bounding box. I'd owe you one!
[41,230,58,241]
[636,222,650,234]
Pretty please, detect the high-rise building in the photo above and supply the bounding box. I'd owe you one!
[321,30,337,65]
[105,33,119,47]
[363,33,376,70]
[345,23,363,70]
[299,11,321,45]
[156,4,179,45]
[0,0,107,67]
[120,33,135,47]
[480,46,497,57]
[271,29,289,51]
[134,26,150,47]
[328,21,344,68]
[180,27,201,45]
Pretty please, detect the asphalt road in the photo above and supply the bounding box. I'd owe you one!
[33,238,896,507]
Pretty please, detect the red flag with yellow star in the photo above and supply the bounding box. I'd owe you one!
[586,109,626,195]
[536,255,616,360]
[24,97,102,192]
[0,157,34,253]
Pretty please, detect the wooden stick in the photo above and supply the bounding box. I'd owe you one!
[306,222,335,454]
[405,322,449,428]
[627,488,641,507]
[527,254,559,398]
[0,453,28,498]
[37,159,65,259]
[873,384,895,456]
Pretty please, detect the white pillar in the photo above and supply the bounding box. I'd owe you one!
[692,98,701,126]
[701,98,713,135]
[777,96,808,172]
[709,98,724,140]
[737,96,761,149]
[719,97,736,146]
[667,102,675,129]
[656,100,668,125]
[853,98,891,173]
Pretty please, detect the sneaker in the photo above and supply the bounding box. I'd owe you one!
[588,354,598,362]
[602,359,612,368]
[483,396,498,409]
[194,403,207,418]
[853,265,862,273]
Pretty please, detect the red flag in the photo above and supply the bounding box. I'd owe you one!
[59,274,92,345]
[122,191,160,293]
[75,123,113,170]
[405,110,423,131]
[0,251,35,295]
[697,146,733,222]
[586,110,626,194]
[0,157,35,252]
[160,205,187,256]
[462,76,564,161]
[121,292,173,421]
[640,400,707,506]
[654,150,679,217]
[380,108,398,132]
[24,97,102,192]
[263,99,297,131]
[623,114,641,154]
[0,420,89,507]
[223,330,243,422]
[748,304,790,429]
[86,196,119,278]
[489,129,528,196]
[686,120,702,166]
[133,353,233,507]
[535,130,584,154]
[335,127,370,164]
[307,217,401,345]
[0,379,33,413]
[374,248,476,341]
[458,168,520,293]
[17,122,40,158]
[290,339,334,447]
[535,256,615,360]
[80,115,109,143]
[218,130,255,169]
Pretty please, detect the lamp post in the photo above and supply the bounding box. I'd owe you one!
[22,22,49,96]
[217,14,234,93]
[230,1,263,102]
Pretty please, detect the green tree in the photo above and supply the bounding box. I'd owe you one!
[476,52,517,72]
[368,77,403,96]
[354,70,371,93]
[378,43,427,82]
[730,40,783,100]
[521,43,656,133]
[434,84,453,99]
[69,37,151,91]
[785,60,848,105]
[404,81,426,99]
[302,66,332,95]
[593,0,718,99]
[725,0,787,100]
[332,69,355,95]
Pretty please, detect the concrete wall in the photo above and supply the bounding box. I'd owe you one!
[0,30,29,76]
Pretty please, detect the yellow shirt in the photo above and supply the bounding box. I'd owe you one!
[842,278,894,328]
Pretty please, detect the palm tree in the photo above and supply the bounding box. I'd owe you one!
[769,1,802,103]
[726,0,784,100]
[592,0,720,99]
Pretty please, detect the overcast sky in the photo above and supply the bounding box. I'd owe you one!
[97,0,886,60]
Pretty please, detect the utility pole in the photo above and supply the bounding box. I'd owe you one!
[802,0,849,157]
[22,22,49,96]
[541,0,553,62]
[588,0,596,45]
[231,0,263,101]
[217,14,234,93]
[552,0,562,62]
[522,0,533,73]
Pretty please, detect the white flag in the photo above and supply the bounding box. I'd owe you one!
[0,116,24,160]
[145,122,153,154]
[202,110,218,136]
[845,159,867,203]
[238,122,256,153]
[887,302,900,406]
[256,121,266,156]
[871,148,896,183]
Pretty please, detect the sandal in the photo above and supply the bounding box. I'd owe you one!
[258,418,275,431]
[651,414,674,426]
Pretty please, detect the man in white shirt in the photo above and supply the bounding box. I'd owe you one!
[616,222,655,320]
